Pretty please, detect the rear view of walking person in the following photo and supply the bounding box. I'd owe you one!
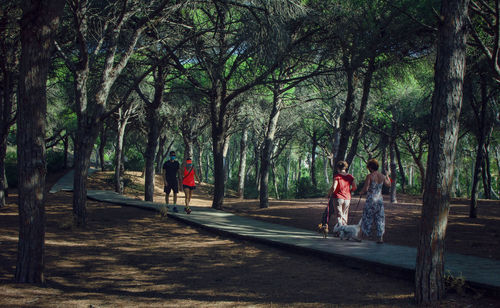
[320,160,357,234]
[359,159,391,243]
[163,151,181,213]
[182,158,199,214]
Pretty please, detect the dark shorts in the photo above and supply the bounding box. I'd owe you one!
[164,180,179,194]
[183,184,196,190]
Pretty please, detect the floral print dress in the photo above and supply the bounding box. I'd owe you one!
[361,181,385,237]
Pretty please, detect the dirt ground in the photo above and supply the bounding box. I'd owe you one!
[0,170,499,307]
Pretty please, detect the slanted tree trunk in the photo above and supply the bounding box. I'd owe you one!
[15,0,64,283]
[470,73,491,217]
[415,0,469,303]
[237,129,248,198]
[345,55,376,166]
[60,0,167,226]
[335,66,357,164]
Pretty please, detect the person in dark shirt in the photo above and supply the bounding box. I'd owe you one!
[162,151,181,212]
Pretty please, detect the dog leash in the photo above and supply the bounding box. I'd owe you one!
[348,194,362,225]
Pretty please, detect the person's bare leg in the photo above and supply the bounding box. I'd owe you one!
[173,192,177,205]
[184,188,189,207]
[165,193,169,205]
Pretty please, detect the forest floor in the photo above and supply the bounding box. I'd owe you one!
[0,170,499,307]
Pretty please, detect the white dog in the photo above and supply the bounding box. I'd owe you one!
[333,219,362,242]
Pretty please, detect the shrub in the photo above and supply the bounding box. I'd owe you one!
[46,150,66,172]
[295,176,324,199]
[5,151,17,188]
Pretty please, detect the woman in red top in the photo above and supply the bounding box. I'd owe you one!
[321,161,357,230]
[181,158,199,214]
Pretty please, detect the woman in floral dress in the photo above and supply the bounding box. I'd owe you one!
[359,159,392,243]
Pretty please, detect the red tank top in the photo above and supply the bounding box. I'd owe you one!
[183,166,195,186]
[332,173,354,200]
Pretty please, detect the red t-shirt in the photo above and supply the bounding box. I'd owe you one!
[332,173,354,200]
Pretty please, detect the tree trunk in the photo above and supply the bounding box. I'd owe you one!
[155,135,166,174]
[15,0,64,283]
[0,139,7,208]
[415,0,468,304]
[272,162,279,200]
[194,139,204,183]
[389,137,397,203]
[310,131,318,187]
[63,135,69,169]
[335,66,356,165]
[98,124,107,171]
[483,143,492,199]
[223,136,230,184]
[285,150,291,192]
[469,73,490,217]
[237,129,248,198]
[114,109,128,194]
[395,142,406,193]
[212,126,225,209]
[144,107,159,202]
[324,156,330,185]
[260,91,282,208]
[0,70,14,208]
[73,125,99,226]
[345,55,375,166]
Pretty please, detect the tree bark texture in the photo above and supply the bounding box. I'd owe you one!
[73,123,100,226]
[335,66,356,165]
[310,131,318,187]
[144,107,159,201]
[395,142,406,193]
[415,0,468,304]
[0,3,18,208]
[260,91,282,208]
[0,70,14,208]
[470,75,494,216]
[345,55,375,167]
[114,107,129,194]
[98,124,107,171]
[237,129,248,198]
[389,137,397,203]
[15,0,64,283]
[212,124,226,209]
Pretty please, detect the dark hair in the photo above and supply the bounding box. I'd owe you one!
[367,158,379,171]
[169,151,176,156]
[336,160,348,171]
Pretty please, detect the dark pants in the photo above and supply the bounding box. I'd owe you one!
[321,198,335,226]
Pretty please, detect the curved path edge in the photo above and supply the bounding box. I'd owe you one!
[86,189,500,294]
